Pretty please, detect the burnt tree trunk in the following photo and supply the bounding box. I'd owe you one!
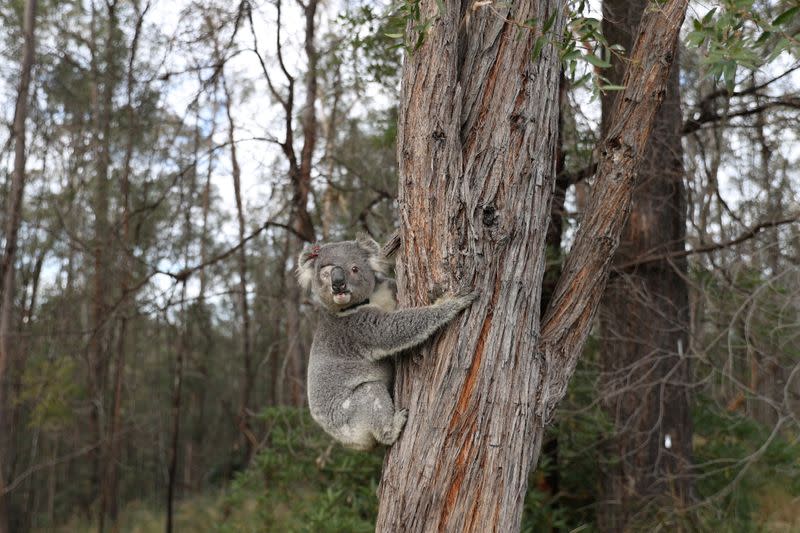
[597,0,692,528]
[376,0,689,530]
[0,1,37,531]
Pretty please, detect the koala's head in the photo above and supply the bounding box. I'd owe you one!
[296,234,388,312]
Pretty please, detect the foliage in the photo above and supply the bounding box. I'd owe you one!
[687,396,800,531]
[686,0,800,90]
[215,407,384,533]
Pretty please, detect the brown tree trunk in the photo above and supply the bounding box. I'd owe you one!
[747,92,782,428]
[89,5,117,528]
[222,72,256,456]
[376,0,689,530]
[101,5,147,529]
[284,0,319,406]
[0,1,37,531]
[597,1,693,529]
[377,2,565,529]
[166,284,187,533]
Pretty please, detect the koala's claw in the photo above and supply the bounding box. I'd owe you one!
[396,408,409,423]
[389,409,409,444]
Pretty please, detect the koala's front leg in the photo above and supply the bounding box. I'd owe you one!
[360,292,478,360]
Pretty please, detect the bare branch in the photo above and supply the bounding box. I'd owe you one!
[617,214,800,270]
[162,219,305,283]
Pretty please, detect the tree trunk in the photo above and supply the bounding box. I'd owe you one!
[597,1,692,528]
[101,5,147,528]
[747,92,782,428]
[89,5,117,527]
[284,0,319,406]
[377,2,564,530]
[0,1,37,531]
[222,72,256,456]
[166,286,186,533]
[376,0,689,530]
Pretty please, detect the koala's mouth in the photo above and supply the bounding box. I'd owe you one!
[332,290,352,305]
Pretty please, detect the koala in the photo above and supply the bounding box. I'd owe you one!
[297,234,476,451]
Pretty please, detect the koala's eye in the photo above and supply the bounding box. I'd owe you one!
[351,265,359,274]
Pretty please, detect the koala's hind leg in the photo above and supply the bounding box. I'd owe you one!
[351,383,408,446]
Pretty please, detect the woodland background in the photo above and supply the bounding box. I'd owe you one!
[0,0,799,531]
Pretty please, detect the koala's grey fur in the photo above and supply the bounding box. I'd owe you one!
[297,234,476,450]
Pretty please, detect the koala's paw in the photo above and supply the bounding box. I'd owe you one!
[386,409,409,446]
[435,288,477,306]
[452,290,479,310]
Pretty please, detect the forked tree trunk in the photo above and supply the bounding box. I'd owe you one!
[376,0,689,530]
[597,0,692,529]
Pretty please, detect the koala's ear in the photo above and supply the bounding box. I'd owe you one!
[296,244,320,291]
[356,232,388,275]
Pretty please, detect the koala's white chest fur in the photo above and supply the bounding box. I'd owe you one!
[369,281,397,312]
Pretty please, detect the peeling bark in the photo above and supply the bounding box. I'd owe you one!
[377,0,689,530]
[377,2,563,530]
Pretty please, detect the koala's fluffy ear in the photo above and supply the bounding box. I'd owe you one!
[356,233,389,275]
[296,244,320,291]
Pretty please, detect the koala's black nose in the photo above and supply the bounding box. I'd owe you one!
[331,266,347,293]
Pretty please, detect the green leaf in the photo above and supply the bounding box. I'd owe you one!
[561,49,582,61]
[772,6,800,26]
[599,84,626,92]
[687,30,707,46]
[722,60,737,91]
[583,54,611,68]
[542,11,558,34]
[755,31,772,45]
[532,35,546,60]
[702,7,717,24]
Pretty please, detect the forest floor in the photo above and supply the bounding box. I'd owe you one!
[36,482,800,533]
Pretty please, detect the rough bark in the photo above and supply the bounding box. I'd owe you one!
[0,2,37,531]
[596,0,693,529]
[376,0,689,530]
[376,2,564,530]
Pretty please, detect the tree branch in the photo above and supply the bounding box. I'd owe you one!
[163,219,305,282]
[540,0,690,413]
[616,214,800,270]
[683,96,800,134]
